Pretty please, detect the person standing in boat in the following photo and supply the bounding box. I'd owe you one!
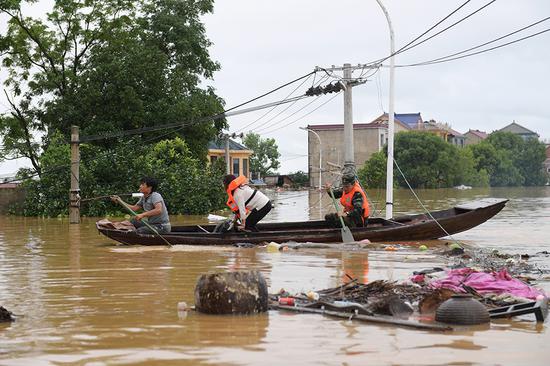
[111,177,171,234]
[325,173,370,227]
[223,174,272,232]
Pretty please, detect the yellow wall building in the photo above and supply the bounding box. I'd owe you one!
[207,139,253,178]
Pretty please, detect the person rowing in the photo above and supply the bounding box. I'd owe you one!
[111,177,171,234]
[325,173,370,228]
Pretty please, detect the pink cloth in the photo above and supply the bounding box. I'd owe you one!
[428,268,544,300]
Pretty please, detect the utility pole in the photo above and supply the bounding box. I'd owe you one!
[343,63,354,169]
[314,64,375,176]
[69,125,80,224]
[225,137,230,174]
[219,132,244,175]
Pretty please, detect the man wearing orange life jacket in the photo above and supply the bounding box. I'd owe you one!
[325,173,370,227]
[223,174,272,232]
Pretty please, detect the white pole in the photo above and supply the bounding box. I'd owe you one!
[376,0,395,219]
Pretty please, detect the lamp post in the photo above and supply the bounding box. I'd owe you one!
[300,127,322,189]
[376,0,396,220]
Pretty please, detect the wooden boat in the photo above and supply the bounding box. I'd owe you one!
[96,198,507,246]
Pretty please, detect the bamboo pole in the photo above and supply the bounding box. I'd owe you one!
[115,197,172,246]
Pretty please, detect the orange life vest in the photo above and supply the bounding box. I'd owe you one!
[226,175,248,216]
[340,182,370,223]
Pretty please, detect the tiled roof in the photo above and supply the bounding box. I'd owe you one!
[466,129,488,139]
[208,138,251,151]
[499,122,539,136]
[448,128,464,137]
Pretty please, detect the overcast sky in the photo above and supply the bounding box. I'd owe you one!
[2,0,550,175]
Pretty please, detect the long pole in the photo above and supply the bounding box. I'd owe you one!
[225,136,231,174]
[376,0,396,219]
[69,125,80,224]
[343,63,354,168]
[115,197,172,247]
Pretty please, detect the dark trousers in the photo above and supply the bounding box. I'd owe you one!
[131,219,171,234]
[245,201,272,231]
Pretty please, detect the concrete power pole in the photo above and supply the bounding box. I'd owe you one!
[343,63,354,170]
[225,137,231,174]
[69,125,80,224]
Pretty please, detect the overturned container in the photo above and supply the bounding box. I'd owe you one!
[194,271,268,315]
[435,294,490,325]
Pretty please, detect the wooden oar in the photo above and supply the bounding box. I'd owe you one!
[115,197,172,246]
[328,188,355,243]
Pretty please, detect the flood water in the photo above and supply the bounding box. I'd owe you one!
[1,187,549,365]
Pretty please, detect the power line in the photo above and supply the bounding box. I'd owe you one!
[395,16,550,67]
[235,73,314,133]
[79,70,317,143]
[396,26,550,68]
[364,0,493,67]
[262,92,342,135]
[391,0,497,58]
[249,74,330,133]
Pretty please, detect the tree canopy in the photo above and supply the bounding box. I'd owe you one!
[242,132,280,178]
[469,131,546,186]
[0,0,226,176]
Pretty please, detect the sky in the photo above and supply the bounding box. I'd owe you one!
[1,0,550,175]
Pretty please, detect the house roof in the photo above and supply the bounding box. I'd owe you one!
[307,112,414,131]
[465,129,488,139]
[208,138,251,151]
[394,113,423,128]
[448,128,464,137]
[498,122,539,136]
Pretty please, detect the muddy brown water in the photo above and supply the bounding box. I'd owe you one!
[0,187,549,365]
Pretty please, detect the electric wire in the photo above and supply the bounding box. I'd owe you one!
[235,73,314,133]
[250,74,330,133]
[363,0,491,67]
[395,18,550,67]
[262,92,342,135]
[78,70,317,143]
[393,158,460,245]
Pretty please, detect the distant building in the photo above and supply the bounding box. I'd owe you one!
[0,181,25,214]
[305,113,411,188]
[447,128,466,148]
[498,121,539,141]
[464,129,488,145]
[207,139,253,178]
[263,175,294,187]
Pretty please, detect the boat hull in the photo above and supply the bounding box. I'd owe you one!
[96,198,507,246]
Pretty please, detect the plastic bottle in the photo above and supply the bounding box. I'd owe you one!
[278,297,295,306]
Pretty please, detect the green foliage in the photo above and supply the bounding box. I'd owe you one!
[20,137,226,217]
[287,170,309,188]
[393,131,487,188]
[242,132,281,177]
[358,131,489,189]
[358,151,387,188]
[469,132,546,186]
[1,0,225,173]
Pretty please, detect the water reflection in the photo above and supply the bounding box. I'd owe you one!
[0,187,549,365]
